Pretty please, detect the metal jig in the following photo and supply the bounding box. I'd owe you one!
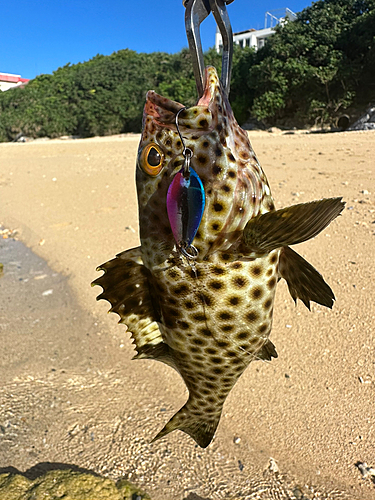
[166,108,205,259]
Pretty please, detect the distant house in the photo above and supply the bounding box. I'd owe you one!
[0,72,30,91]
[215,8,296,52]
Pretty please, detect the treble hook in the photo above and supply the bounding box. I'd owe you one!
[183,0,234,98]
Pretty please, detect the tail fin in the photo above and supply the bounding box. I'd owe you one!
[151,404,221,448]
[279,246,335,309]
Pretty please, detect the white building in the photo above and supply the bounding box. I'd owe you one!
[0,72,30,91]
[215,8,296,52]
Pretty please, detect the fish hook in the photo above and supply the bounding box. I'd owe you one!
[166,108,206,261]
[175,107,193,178]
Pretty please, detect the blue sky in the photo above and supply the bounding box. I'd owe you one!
[1,0,312,80]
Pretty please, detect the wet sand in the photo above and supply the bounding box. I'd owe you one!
[0,131,374,499]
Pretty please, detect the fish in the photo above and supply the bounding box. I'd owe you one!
[92,66,345,448]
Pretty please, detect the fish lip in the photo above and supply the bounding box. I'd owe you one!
[144,91,185,125]
[197,66,219,107]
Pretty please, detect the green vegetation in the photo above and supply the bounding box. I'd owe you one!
[0,0,374,141]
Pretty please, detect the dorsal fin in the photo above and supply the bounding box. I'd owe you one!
[92,247,172,364]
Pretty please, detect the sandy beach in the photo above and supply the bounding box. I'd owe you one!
[0,130,374,499]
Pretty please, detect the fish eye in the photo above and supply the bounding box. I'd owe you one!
[140,143,164,176]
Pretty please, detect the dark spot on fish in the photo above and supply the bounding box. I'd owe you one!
[217,341,229,348]
[267,200,275,211]
[184,300,194,310]
[239,150,250,160]
[212,266,225,275]
[199,327,212,337]
[206,382,216,389]
[259,324,268,334]
[193,338,206,346]
[211,357,223,364]
[192,313,206,322]
[164,317,175,328]
[209,280,224,290]
[221,184,231,193]
[176,140,182,148]
[233,277,247,288]
[203,141,209,148]
[218,104,223,112]
[168,269,179,280]
[251,266,262,276]
[227,351,237,357]
[213,203,223,212]
[252,287,263,300]
[198,155,207,165]
[168,297,177,305]
[212,165,222,175]
[165,138,172,147]
[213,367,223,375]
[199,118,209,128]
[230,262,242,270]
[221,325,233,332]
[264,299,272,309]
[219,312,232,321]
[217,123,223,133]
[268,277,277,289]
[231,357,242,365]
[201,293,214,307]
[270,254,278,264]
[173,284,189,296]
[215,146,223,157]
[206,347,217,355]
[246,311,259,322]
[249,337,260,345]
[179,321,190,330]
[189,267,202,279]
[221,253,231,261]
[227,152,236,162]
[190,346,200,353]
[229,296,241,306]
[211,222,220,231]
[228,170,236,178]
[237,331,249,340]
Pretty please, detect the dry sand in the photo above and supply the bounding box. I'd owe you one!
[0,130,374,499]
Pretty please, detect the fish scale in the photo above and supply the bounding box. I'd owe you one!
[93,66,345,448]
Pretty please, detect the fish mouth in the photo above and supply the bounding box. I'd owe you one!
[197,66,221,107]
[144,66,221,128]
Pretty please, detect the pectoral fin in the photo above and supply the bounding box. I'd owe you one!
[92,247,173,364]
[279,246,335,309]
[243,198,345,253]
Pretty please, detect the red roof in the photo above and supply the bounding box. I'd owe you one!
[0,73,30,84]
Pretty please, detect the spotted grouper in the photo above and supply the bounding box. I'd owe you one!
[93,66,344,448]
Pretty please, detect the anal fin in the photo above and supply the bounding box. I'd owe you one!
[257,339,278,361]
[279,246,335,309]
[243,198,345,253]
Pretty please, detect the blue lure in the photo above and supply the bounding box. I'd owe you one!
[167,164,205,256]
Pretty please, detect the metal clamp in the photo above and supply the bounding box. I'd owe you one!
[183,0,234,98]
